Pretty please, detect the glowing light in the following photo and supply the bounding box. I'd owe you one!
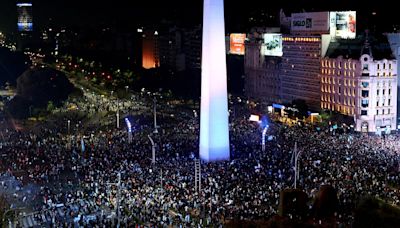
[249,114,260,122]
[17,3,32,7]
[200,0,230,162]
[125,118,132,133]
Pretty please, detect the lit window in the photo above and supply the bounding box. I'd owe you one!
[377,72,380,77]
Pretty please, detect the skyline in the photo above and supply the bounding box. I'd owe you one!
[0,0,397,33]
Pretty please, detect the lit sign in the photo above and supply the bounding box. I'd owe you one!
[291,12,330,33]
[262,34,283,57]
[17,2,33,32]
[229,33,246,55]
[330,11,356,39]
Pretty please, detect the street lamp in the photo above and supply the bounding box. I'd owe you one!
[67,120,70,135]
[153,97,158,133]
[292,142,302,189]
[147,135,156,164]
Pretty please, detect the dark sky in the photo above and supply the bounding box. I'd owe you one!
[0,0,395,33]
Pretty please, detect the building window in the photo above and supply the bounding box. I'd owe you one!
[361,100,369,108]
[389,89,391,95]
[383,89,385,95]
[376,110,379,115]
[339,62,342,69]
[377,64,380,70]
[388,99,391,106]
[361,110,368,115]
[363,64,368,70]
[382,109,385,115]
[388,108,390,114]
[383,63,386,69]
[377,90,379,96]
[377,72,380,77]
[362,90,369,97]
[362,82,369,88]
[377,101,379,107]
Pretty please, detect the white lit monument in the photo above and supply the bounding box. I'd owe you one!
[200,0,230,161]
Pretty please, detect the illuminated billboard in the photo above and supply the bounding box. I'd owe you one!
[17,3,33,32]
[330,11,356,39]
[262,34,283,56]
[229,33,246,55]
[291,12,330,33]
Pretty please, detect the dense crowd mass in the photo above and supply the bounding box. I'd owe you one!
[1,91,400,227]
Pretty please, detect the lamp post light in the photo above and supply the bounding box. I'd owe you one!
[116,98,120,129]
[293,142,302,189]
[153,97,158,133]
[147,135,156,164]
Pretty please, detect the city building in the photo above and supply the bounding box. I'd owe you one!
[244,27,282,103]
[16,2,33,51]
[280,35,322,109]
[158,27,185,72]
[386,33,400,128]
[142,30,159,69]
[182,25,202,70]
[321,35,397,134]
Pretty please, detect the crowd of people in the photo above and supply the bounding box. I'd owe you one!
[0,90,400,227]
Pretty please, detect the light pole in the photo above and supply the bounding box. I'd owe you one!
[67,120,70,135]
[116,98,120,129]
[153,97,158,133]
[293,142,302,189]
[147,135,156,164]
[262,125,268,152]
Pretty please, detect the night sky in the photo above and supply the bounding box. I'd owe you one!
[0,0,395,33]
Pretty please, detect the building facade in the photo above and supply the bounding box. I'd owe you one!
[281,36,322,109]
[244,38,281,103]
[321,54,398,134]
[387,33,400,128]
[320,56,360,116]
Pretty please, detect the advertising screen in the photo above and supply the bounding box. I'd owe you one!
[229,33,246,55]
[330,11,356,39]
[262,34,283,56]
[291,12,330,33]
[17,3,33,32]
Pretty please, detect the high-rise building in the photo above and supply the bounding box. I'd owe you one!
[244,28,282,103]
[386,33,400,129]
[142,30,159,69]
[17,2,33,32]
[280,35,322,109]
[321,35,397,134]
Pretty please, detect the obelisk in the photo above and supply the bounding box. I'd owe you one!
[200,0,230,162]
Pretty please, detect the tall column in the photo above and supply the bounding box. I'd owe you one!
[200,0,230,162]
